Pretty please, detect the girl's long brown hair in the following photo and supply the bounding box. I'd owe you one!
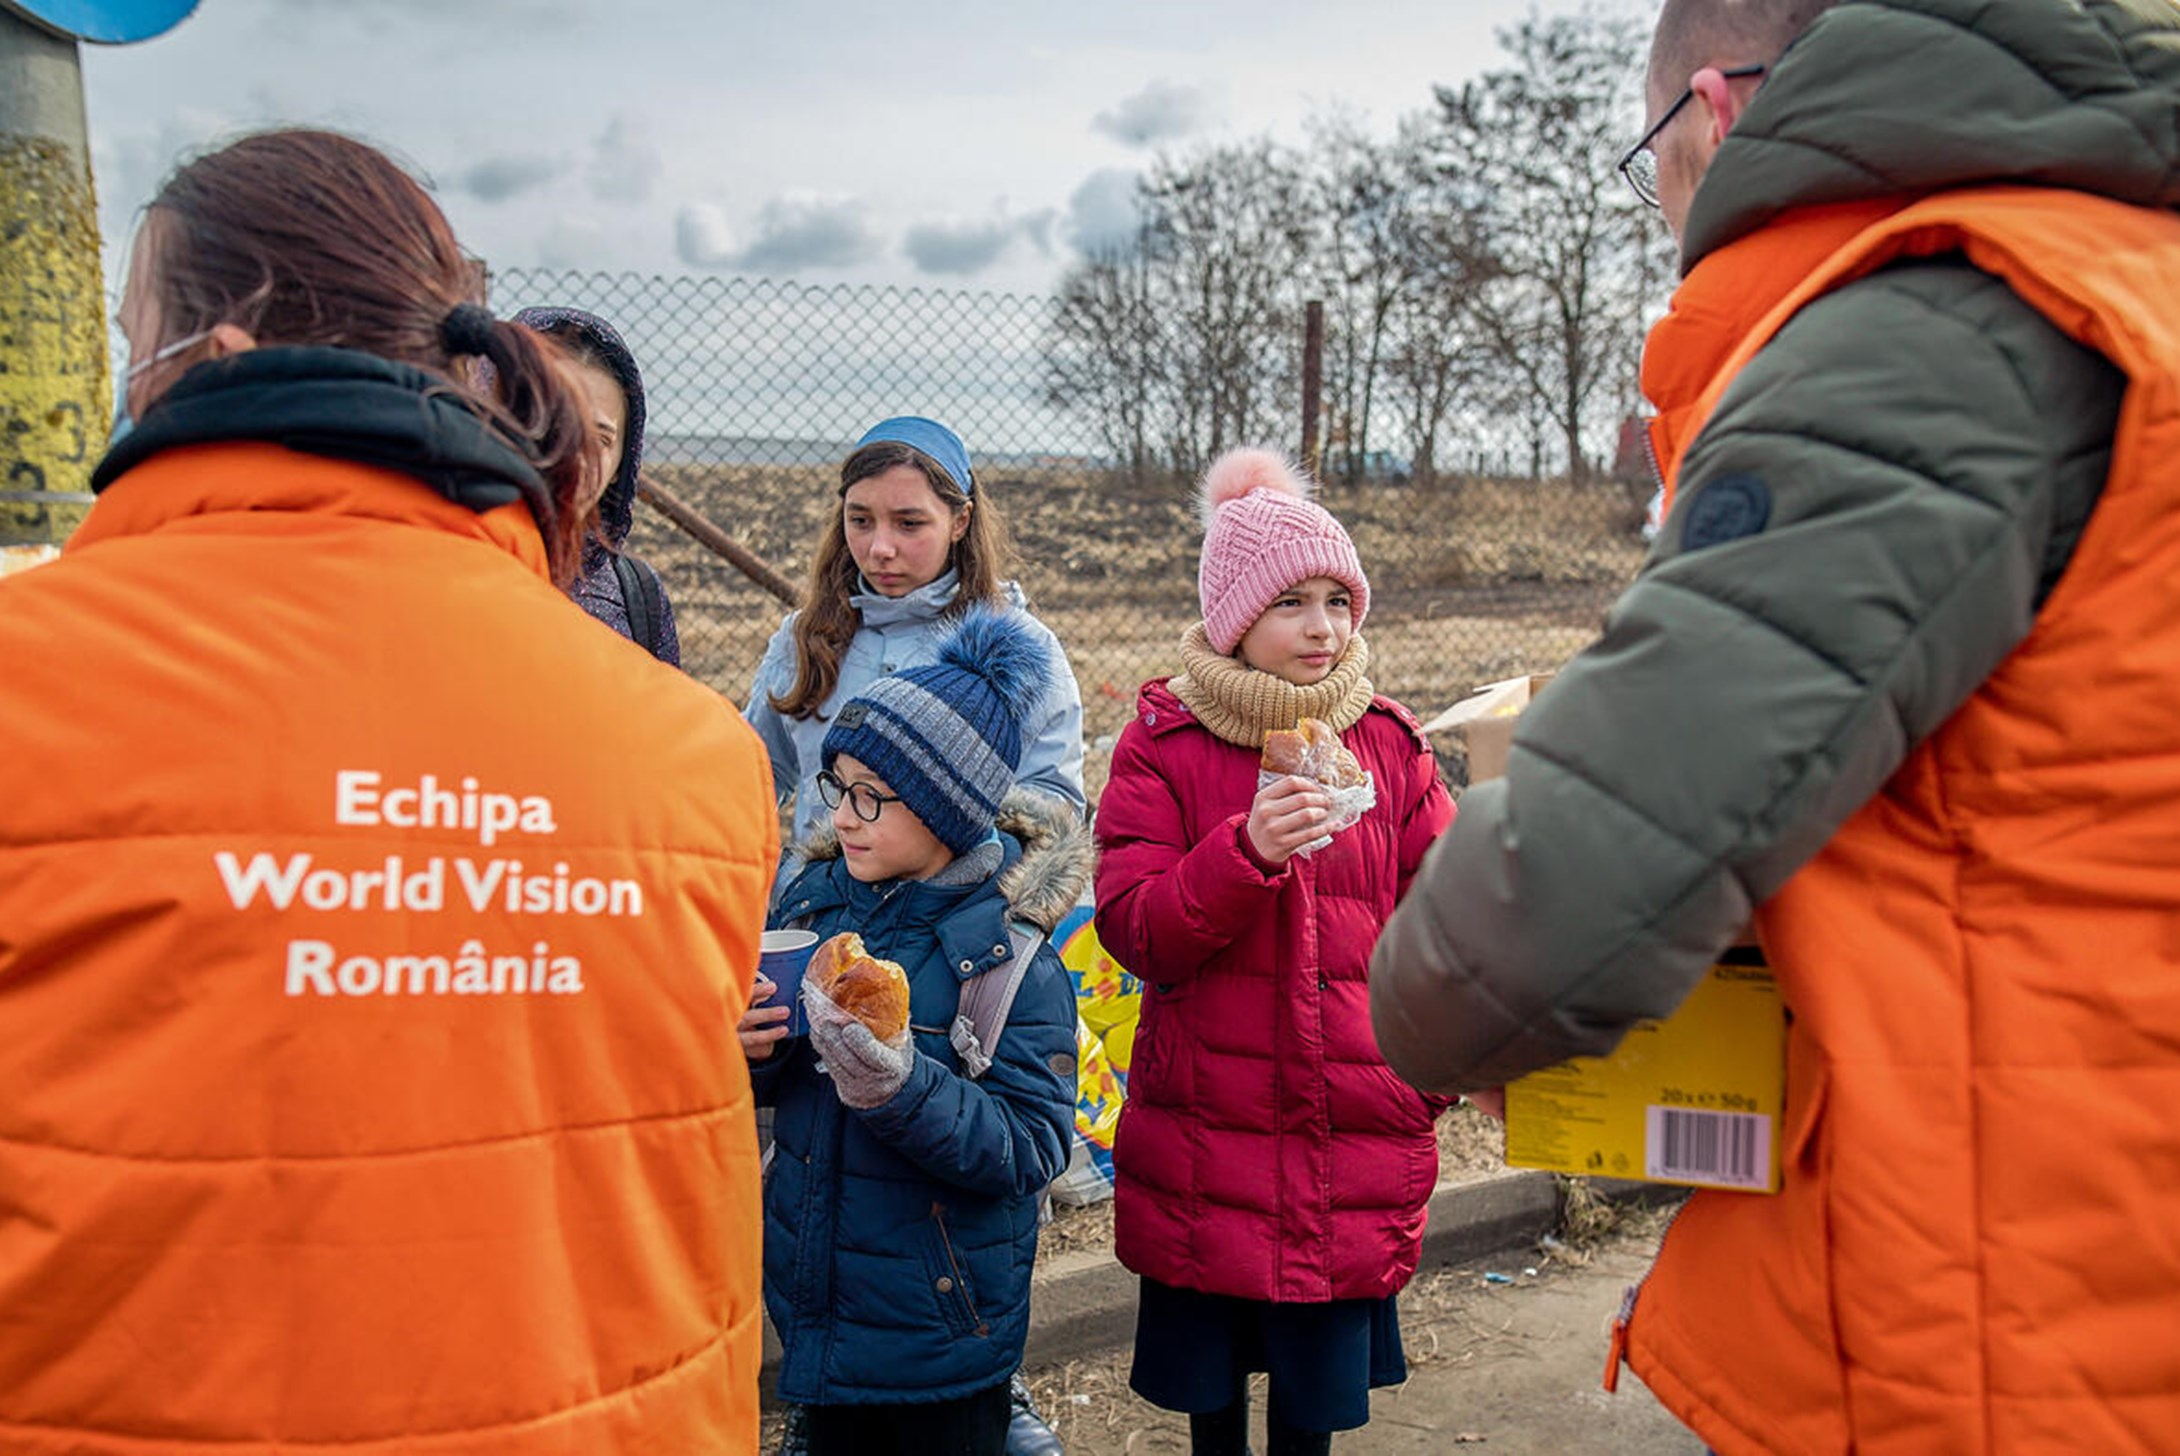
[143,128,594,582]
[769,441,1018,720]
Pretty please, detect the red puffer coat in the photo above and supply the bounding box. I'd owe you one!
[1094,680,1453,1302]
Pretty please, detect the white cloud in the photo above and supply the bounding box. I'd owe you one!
[1064,168,1145,254]
[677,192,883,275]
[459,154,565,203]
[251,0,583,39]
[533,213,614,271]
[81,0,1540,292]
[588,114,662,205]
[1092,80,1215,147]
[674,203,740,269]
[1022,209,1059,255]
[902,208,1057,276]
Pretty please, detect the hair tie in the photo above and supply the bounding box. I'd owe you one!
[439,302,498,357]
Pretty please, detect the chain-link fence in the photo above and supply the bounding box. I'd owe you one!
[490,267,1649,800]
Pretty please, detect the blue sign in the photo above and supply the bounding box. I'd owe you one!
[1,0,198,44]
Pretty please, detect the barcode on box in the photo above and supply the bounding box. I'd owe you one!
[1645,1106,1771,1190]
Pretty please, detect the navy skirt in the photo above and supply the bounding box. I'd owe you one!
[1128,1277,1407,1433]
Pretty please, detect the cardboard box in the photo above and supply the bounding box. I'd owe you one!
[1420,674,1552,784]
[1504,957,1785,1192]
[1419,672,1786,1194]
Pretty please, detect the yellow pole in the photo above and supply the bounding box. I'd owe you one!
[1,5,106,561]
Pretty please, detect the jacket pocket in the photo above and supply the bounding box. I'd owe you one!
[1782,1024,1827,1172]
[919,1202,989,1340]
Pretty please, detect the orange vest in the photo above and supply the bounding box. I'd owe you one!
[0,447,777,1452]
[1627,190,2180,1455]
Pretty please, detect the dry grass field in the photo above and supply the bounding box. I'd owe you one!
[628,463,1649,801]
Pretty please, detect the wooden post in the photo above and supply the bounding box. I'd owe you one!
[635,473,802,606]
[1300,299,1324,479]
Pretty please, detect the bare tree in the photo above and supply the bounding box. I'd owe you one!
[1138,139,1313,478]
[1423,9,1670,481]
[1379,116,1500,488]
[1043,221,1165,489]
[1041,14,1672,492]
[1306,114,1416,487]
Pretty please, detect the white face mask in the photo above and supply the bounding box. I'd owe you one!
[124,328,212,382]
[111,330,214,450]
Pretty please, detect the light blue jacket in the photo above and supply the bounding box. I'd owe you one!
[744,572,1087,847]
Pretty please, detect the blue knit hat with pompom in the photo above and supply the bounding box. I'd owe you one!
[821,605,1049,854]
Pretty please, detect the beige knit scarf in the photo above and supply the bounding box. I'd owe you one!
[1169,624,1375,750]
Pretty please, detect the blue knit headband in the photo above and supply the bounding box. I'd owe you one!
[857,416,974,496]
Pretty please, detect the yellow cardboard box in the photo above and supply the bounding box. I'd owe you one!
[1504,956,1784,1192]
[1418,671,1785,1193]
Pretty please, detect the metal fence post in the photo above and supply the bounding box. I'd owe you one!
[1301,299,1324,479]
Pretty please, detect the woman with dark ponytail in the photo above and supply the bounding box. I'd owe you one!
[0,129,776,1453]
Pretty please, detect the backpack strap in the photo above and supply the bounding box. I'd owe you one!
[950,921,1046,1079]
[611,551,668,660]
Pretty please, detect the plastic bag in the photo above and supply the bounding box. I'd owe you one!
[1060,902,1142,1075]
[801,975,913,1107]
[1048,1134,1116,1209]
[1257,767,1376,857]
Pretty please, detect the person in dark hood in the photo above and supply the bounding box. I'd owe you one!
[514,306,681,665]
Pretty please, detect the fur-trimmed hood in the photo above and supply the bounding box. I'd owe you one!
[790,788,1092,934]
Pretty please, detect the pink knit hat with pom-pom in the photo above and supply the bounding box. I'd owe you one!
[1197,447,1370,654]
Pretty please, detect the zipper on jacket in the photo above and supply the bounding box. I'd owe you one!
[931,1201,990,1337]
[1604,1282,1638,1393]
[1602,1194,1690,1393]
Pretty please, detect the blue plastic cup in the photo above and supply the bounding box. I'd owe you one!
[757,929,821,1036]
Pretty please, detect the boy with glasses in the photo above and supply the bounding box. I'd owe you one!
[740,607,1090,1456]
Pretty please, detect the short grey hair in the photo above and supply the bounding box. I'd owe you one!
[1650,0,1844,97]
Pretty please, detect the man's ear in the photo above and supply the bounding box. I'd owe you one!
[1688,66,1746,145]
[207,322,259,358]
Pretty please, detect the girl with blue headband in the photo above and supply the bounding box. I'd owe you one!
[745,417,1086,853]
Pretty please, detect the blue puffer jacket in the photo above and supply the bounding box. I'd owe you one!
[745,572,1086,846]
[754,792,1090,1405]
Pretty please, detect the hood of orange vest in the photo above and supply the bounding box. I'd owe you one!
[1683,0,2180,272]
[92,346,552,525]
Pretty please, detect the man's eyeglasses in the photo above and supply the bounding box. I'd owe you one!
[1617,64,1768,209]
[816,769,903,823]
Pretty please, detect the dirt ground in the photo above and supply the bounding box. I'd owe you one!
[756,1108,1525,1452]
[1020,1202,1701,1456]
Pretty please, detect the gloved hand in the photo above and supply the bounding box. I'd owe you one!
[804,982,914,1110]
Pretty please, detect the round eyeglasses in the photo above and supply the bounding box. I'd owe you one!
[816,768,903,823]
[1617,64,1768,209]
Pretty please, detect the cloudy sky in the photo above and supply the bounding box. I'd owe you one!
[80,0,1613,298]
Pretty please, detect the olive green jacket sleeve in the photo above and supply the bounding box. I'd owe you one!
[1369,260,2123,1095]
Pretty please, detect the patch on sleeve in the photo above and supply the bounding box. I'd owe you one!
[1681,472,1771,550]
[1048,1052,1078,1078]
